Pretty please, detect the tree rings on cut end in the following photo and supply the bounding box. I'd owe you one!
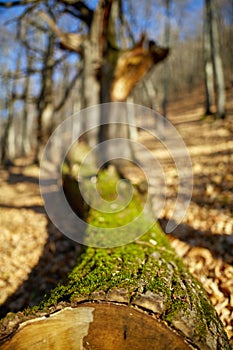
[2,303,193,350]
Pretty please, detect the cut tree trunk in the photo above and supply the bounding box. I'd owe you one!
[0,169,231,350]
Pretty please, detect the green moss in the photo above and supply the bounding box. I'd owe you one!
[1,166,231,349]
[39,169,223,335]
[83,168,154,247]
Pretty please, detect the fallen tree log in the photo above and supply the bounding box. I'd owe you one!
[0,168,231,350]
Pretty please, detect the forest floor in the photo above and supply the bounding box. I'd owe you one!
[0,87,233,344]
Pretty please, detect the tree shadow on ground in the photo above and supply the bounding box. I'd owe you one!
[0,217,82,319]
[0,203,45,214]
[0,165,84,319]
[190,149,233,212]
[159,218,233,265]
[6,171,39,186]
[1,164,39,186]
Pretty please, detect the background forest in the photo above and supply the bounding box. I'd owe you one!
[0,0,232,164]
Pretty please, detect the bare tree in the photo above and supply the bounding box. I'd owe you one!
[0,56,21,164]
[0,0,169,165]
[203,1,215,115]
[20,53,33,156]
[162,0,171,120]
[34,32,56,163]
[38,0,168,161]
[204,0,226,118]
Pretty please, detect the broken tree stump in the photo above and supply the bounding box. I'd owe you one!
[0,169,231,350]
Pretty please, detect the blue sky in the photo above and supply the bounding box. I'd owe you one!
[189,0,203,10]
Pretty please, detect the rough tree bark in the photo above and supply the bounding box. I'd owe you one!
[0,169,231,350]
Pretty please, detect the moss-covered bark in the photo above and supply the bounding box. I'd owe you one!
[0,168,231,350]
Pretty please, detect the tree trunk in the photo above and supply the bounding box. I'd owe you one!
[35,33,55,163]
[203,4,215,115]
[0,170,231,350]
[0,97,14,164]
[20,54,33,156]
[162,0,171,121]
[81,39,101,148]
[204,0,226,119]
[210,2,225,119]
[81,0,113,148]
[0,235,231,350]
[0,54,21,164]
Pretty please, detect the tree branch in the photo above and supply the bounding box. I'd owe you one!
[0,0,39,7]
[39,11,86,55]
[110,34,169,101]
[61,0,94,27]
